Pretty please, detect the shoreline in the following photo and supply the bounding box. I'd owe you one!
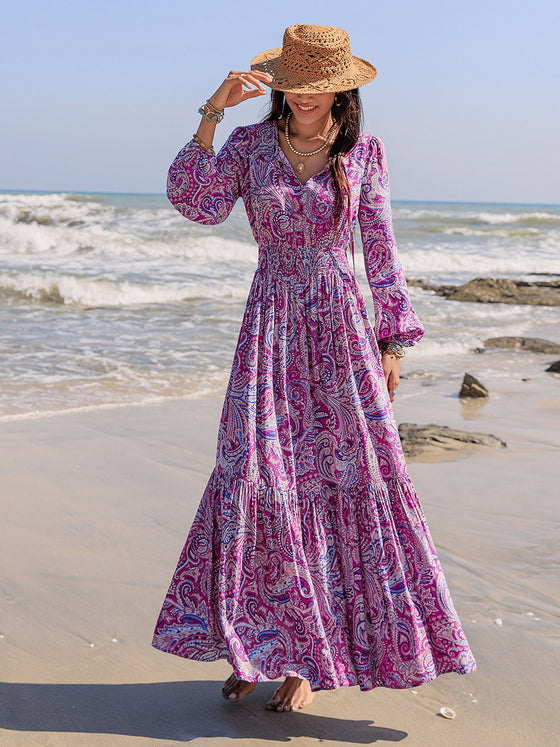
[0,393,204,424]
[2,338,559,424]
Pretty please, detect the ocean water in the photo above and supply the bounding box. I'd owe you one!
[1,190,559,419]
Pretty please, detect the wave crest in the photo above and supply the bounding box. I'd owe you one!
[0,272,248,307]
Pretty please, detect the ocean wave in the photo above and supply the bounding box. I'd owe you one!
[393,208,453,220]
[0,271,250,307]
[0,214,257,263]
[405,338,477,359]
[473,211,560,225]
[394,205,560,226]
[0,192,256,262]
[0,192,115,228]
[438,226,543,238]
[400,245,560,276]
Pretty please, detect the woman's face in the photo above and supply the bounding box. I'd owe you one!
[284,92,335,127]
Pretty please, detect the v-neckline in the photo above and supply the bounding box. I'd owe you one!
[272,122,330,187]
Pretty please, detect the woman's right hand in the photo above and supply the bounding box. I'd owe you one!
[208,70,273,111]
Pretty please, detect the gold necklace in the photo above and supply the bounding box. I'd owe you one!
[284,112,337,175]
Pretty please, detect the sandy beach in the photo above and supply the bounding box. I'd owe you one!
[3,0,560,742]
[1,351,559,747]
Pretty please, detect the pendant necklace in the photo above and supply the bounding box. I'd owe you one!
[284,112,337,175]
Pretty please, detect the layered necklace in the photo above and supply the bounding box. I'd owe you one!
[284,112,337,175]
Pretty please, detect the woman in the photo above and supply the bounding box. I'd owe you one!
[152,24,476,712]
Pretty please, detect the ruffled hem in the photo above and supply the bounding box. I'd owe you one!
[152,469,476,692]
[151,643,475,693]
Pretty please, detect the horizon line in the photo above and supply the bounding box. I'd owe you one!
[1,188,559,209]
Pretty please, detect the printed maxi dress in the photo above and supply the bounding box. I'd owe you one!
[152,121,476,691]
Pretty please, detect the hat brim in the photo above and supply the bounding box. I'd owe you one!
[251,47,377,94]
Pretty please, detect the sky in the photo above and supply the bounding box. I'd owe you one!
[1,0,559,203]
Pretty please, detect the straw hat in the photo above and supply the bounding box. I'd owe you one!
[251,25,377,94]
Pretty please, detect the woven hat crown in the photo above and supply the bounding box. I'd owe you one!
[281,25,354,81]
[251,24,377,94]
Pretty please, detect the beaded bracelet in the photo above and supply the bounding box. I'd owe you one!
[198,100,224,123]
[192,133,215,155]
[380,341,406,358]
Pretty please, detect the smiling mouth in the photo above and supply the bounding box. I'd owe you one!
[295,104,317,112]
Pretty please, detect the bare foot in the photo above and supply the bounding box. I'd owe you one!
[221,673,256,703]
[265,676,314,712]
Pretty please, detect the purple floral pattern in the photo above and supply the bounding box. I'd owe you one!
[152,122,476,690]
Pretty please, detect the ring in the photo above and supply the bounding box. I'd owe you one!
[392,390,396,395]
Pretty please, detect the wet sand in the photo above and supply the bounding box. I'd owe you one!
[1,359,559,746]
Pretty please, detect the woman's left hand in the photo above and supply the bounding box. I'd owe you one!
[381,352,400,403]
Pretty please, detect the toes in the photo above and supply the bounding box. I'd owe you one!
[265,687,281,710]
[222,674,240,700]
[265,679,313,713]
[223,676,256,704]
[276,701,293,712]
[221,674,236,694]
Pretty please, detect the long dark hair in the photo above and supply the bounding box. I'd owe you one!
[265,89,363,227]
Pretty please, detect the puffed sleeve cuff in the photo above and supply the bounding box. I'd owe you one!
[373,302,424,349]
[166,126,250,225]
[377,331,423,350]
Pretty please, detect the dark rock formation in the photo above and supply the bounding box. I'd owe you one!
[407,277,560,306]
[398,423,507,458]
[546,360,560,373]
[483,337,560,355]
[459,373,489,398]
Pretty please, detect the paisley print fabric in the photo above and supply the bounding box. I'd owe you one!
[152,122,476,690]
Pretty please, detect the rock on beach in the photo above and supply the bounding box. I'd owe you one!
[398,423,507,458]
[482,337,560,355]
[407,277,560,306]
[459,373,489,398]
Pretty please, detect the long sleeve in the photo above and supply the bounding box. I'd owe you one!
[166,126,251,225]
[358,137,424,347]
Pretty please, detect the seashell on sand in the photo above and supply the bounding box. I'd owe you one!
[440,706,456,719]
